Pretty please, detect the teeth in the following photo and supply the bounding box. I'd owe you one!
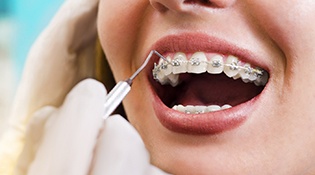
[159,56,172,76]
[195,105,207,114]
[167,73,179,87]
[239,63,251,81]
[242,78,250,83]
[185,105,195,114]
[188,52,207,74]
[207,105,221,112]
[233,73,241,80]
[153,63,168,85]
[152,51,269,87]
[223,55,240,77]
[172,104,233,114]
[248,68,258,82]
[172,52,188,74]
[176,105,185,112]
[207,55,224,74]
[254,69,269,86]
[221,104,232,109]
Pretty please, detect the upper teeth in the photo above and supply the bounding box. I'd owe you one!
[152,52,269,87]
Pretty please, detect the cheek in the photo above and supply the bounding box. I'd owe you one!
[97,0,149,79]
[246,1,315,52]
[247,0,315,140]
[248,1,315,94]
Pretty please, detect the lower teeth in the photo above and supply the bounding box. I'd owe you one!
[172,104,232,114]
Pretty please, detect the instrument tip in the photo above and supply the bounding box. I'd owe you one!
[128,50,166,82]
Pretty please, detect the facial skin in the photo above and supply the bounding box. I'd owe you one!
[98,0,315,174]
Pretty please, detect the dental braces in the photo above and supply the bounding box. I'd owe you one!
[152,58,265,80]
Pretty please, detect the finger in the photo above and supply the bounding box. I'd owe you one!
[15,106,57,175]
[91,115,153,175]
[27,79,106,175]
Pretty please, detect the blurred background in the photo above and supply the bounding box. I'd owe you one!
[0,0,63,136]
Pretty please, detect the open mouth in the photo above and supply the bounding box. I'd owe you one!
[146,33,270,134]
[151,52,269,115]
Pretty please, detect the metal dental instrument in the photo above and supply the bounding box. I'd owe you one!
[103,50,167,119]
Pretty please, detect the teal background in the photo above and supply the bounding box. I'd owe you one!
[0,0,64,136]
[1,0,64,80]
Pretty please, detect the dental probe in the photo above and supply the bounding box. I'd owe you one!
[103,50,166,119]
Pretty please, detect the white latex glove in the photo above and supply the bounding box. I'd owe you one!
[0,0,99,173]
[15,79,168,175]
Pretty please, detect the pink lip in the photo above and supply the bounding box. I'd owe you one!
[145,33,268,135]
[152,91,259,135]
[145,33,269,73]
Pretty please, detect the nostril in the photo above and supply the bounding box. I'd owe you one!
[150,0,235,13]
[150,0,187,13]
[151,2,168,12]
[184,0,213,7]
[184,0,235,8]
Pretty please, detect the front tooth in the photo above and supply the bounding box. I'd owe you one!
[167,73,179,87]
[187,52,207,74]
[207,105,221,112]
[185,105,195,114]
[172,52,187,74]
[159,56,172,76]
[224,55,240,77]
[207,55,224,74]
[195,105,207,114]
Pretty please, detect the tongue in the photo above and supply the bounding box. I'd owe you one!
[175,73,263,106]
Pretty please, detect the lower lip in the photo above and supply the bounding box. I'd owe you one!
[151,87,259,135]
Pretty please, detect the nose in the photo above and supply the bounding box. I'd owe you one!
[150,0,236,12]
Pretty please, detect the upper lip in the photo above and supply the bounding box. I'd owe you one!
[145,32,270,75]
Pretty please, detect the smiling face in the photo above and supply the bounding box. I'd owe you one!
[97,0,315,174]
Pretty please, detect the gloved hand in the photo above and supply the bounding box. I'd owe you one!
[0,0,100,173]
[15,79,168,175]
[0,0,105,174]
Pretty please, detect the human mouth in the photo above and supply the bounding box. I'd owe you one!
[152,52,268,114]
[147,33,270,135]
